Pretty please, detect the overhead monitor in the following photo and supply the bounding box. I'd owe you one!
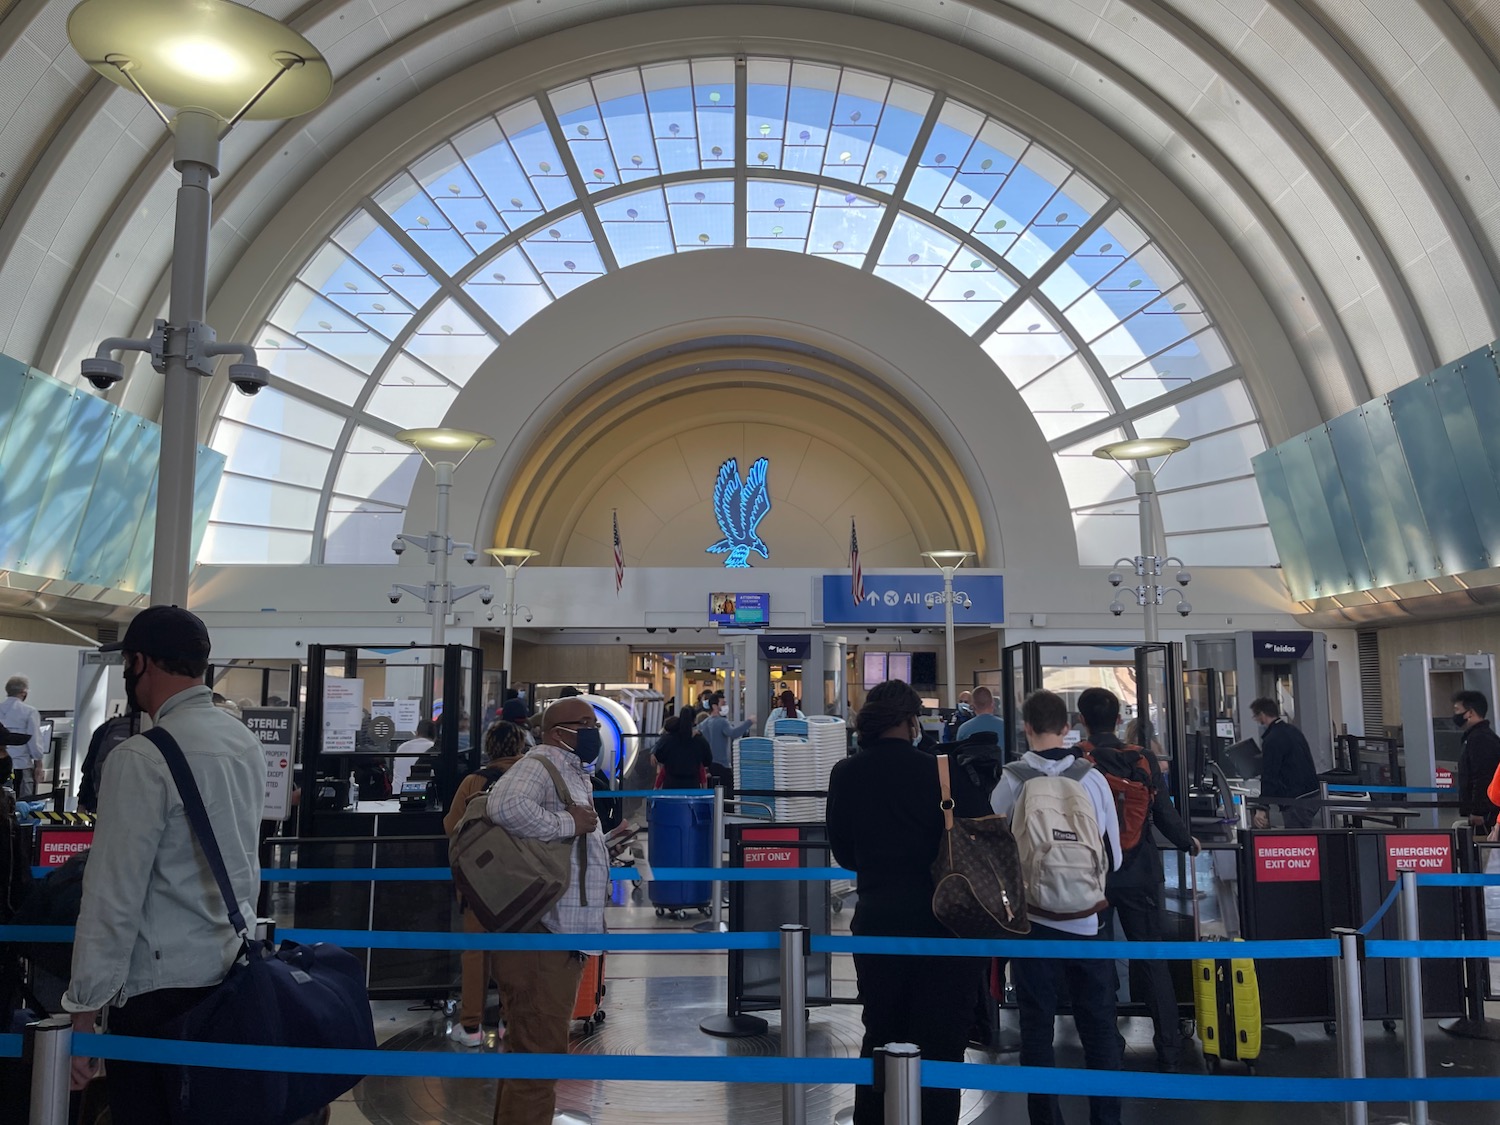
[709,592,769,626]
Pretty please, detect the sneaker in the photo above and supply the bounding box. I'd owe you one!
[448,1024,483,1048]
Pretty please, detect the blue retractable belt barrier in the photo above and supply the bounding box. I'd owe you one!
[595,790,715,798]
[260,866,854,884]
[1414,873,1500,887]
[611,866,853,882]
[811,935,1340,960]
[918,1061,1500,1102]
[0,1032,21,1059]
[0,924,75,942]
[71,1034,871,1084]
[59,1034,1500,1102]
[1325,783,1447,794]
[1358,881,1402,934]
[275,929,781,951]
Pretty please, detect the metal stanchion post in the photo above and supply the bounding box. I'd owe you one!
[694,780,727,934]
[1397,869,1429,1125]
[1319,781,1332,829]
[28,1015,72,1125]
[781,924,810,1125]
[881,1043,922,1125]
[1332,928,1368,1125]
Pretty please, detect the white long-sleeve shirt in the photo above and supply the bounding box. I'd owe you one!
[991,749,1121,937]
[486,744,608,942]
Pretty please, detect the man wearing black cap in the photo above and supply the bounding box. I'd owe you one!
[61,607,267,1122]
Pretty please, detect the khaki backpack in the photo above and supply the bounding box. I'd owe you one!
[449,754,589,932]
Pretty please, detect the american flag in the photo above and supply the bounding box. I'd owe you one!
[613,510,624,594]
[849,516,864,604]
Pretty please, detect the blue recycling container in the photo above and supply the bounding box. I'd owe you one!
[647,795,714,911]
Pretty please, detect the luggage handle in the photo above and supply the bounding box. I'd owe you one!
[936,754,955,831]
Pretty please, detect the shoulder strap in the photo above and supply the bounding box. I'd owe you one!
[142,726,250,941]
[529,752,592,906]
[1062,758,1094,782]
[1004,761,1041,784]
[936,754,955,831]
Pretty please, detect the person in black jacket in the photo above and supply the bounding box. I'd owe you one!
[1453,690,1500,832]
[652,707,712,788]
[1249,697,1321,829]
[827,680,990,1125]
[1078,688,1199,1071]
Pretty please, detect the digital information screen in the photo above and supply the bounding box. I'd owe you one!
[709,591,770,626]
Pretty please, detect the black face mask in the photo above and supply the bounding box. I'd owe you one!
[123,659,144,715]
[571,727,602,765]
[1454,713,1470,730]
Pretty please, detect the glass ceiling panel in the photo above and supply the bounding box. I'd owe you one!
[1157,477,1266,532]
[1167,526,1276,566]
[212,472,321,531]
[462,244,558,331]
[404,299,496,386]
[332,210,440,309]
[1151,424,1266,491]
[209,54,1260,567]
[200,524,312,566]
[981,302,1076,388]
[268,284,387,375]
[1055,428,1133,510]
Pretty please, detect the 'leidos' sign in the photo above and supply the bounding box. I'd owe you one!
[1252,631,1315,661]
[758,635,811,661]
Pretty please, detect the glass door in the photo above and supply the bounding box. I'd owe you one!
[1001,642,1041,760]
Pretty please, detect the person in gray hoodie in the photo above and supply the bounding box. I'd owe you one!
[696,692,754,791]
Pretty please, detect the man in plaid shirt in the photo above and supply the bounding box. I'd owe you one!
[485,696,610,1124]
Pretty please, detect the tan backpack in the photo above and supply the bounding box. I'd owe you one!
[449,754,589,932]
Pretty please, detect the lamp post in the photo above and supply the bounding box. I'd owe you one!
[484,547,539,681]
[67,0,331,608]
[921,550,973,710]
[389,428,495,646]
[1093,438,1193,642]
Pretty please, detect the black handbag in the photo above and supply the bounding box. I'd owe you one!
[142,727,376,1125]
[930,753,1030,938]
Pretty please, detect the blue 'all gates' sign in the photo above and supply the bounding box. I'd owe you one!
[821,573,1005,625]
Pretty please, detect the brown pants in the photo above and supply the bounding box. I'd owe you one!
[491,934,584,1125]
[460,907,502,1031]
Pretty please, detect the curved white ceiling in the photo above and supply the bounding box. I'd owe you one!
[2,1,1498,524]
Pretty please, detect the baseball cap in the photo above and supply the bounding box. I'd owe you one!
[100,605,211,660]
[500,698,529,722]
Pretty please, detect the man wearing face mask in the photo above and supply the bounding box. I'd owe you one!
[1452,690,1500,834]
[1249,697,1320,830]
[484,697,609,1125]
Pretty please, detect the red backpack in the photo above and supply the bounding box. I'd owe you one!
[1078,741,1154,853]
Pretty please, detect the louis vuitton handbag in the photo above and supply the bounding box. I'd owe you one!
[930,753,1030,938]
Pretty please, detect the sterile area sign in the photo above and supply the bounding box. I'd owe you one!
[244,706,298,822]
[1384,834,1452,880]
[1253,835,1321,882]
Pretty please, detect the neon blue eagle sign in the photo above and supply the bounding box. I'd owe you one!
[707,456,771,567]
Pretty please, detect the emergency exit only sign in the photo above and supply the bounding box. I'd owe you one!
[1253,835,1321,881]
[1384,834,1452,880]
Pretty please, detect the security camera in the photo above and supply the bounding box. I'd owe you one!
[479,588,493,605]
[81,357,125,392]
[524,610,533,623]
[388,588,401,604]
[228,362,270,396]
[646,627,657,633]
[1177,600,1193,617]
[1109,600,1124,617]
[391,537,405,556]
[668,627,677,633]
[1176,570,1191,586]
[463,549,478,565]
[1107,571,1123,587]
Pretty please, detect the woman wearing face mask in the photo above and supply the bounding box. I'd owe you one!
[827,680,992,1125]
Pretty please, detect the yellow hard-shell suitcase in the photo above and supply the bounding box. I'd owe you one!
[1193,944,1261,1072]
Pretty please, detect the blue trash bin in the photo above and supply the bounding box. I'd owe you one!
[647,795,714,916]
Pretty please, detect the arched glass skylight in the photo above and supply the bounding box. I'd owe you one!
[206,56,1272,568]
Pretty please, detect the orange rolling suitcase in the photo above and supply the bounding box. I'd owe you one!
[572,953,606,1035]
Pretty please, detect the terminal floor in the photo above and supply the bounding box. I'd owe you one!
[326,894,1500,1125]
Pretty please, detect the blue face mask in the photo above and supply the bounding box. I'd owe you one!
[571,726,602,765]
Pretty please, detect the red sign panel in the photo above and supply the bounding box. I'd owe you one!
[37,827,94,868]
[1435,768,1454,790]
[1385,834,1452,880]
[742,827,800,868]
[1253,835,1321,882]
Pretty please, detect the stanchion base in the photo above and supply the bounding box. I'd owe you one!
[1439,1016,1500,1042]
[834,1106,855,1125]
[554,1112,593,1125]
[691,918,727,933]
[1261,1026,1296,1050]
[699,1013,770,1038]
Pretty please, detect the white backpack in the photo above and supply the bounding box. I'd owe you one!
[1005,758,1109,921]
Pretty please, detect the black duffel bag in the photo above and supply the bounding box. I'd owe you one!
[144,728,375,1125]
